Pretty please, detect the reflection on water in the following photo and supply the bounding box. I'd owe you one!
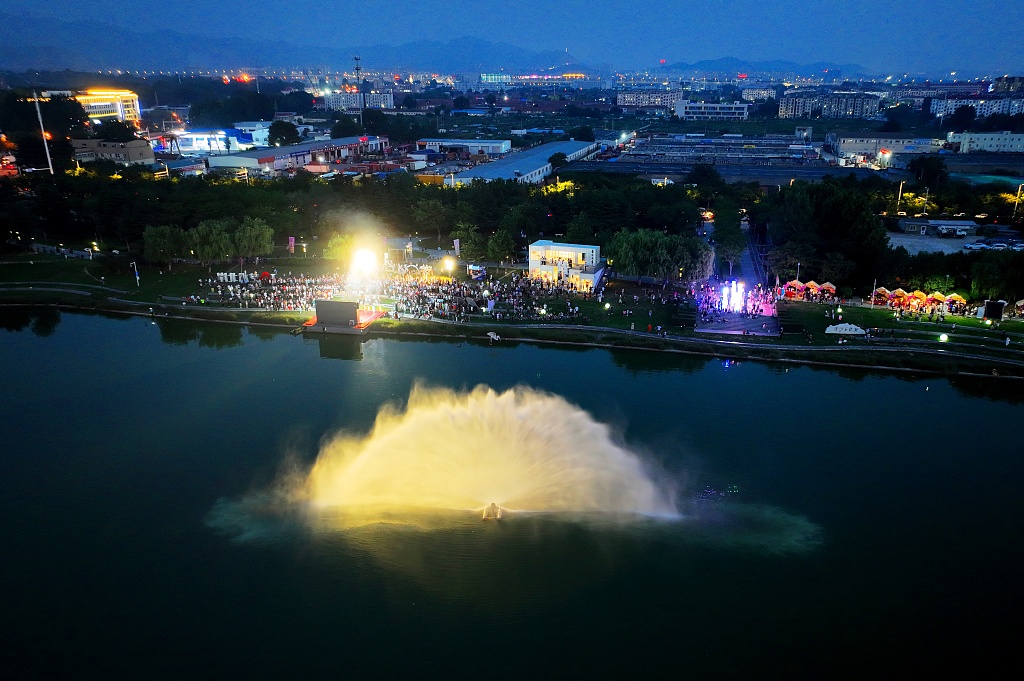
[156,318,243,348]
[0,307,61,336]
[609,347,709,374]
[207,383,821,607]
[315,335,364,360]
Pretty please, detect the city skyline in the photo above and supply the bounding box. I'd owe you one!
[3,0,1023,76]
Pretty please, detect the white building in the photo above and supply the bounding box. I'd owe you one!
[930,98,1024,118]
[675,101,750,121]
[741,88,776,102]
[363,92,394,109]
[416,138,511,155]
[528,240,604,292]
[321,92,394,110]
[617,90,683,107]
[206,136,388,173]
[946,131,1024,153]
[837,137,943,155]
[74,89,141,124]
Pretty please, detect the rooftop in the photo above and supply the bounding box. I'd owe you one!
[209,136,383,160]
[454,140,595,182]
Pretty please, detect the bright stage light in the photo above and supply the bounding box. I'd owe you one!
[351,249,378,278]
[939,333,949,342]
[443,257,455,272]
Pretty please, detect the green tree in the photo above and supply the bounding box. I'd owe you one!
[402,95,419,110]
[565,212,595,244]
[714,221,746,277]
[331,116,361,138]
[189,218,235,270]
[143,224,187,271]
[268,120,301,146]
[548,152,569,170]
[451,221,487,262]
[453,95,471,109]
[908,156,949,187]
[323,233,354,263]
[94,120,137,142]
[233,216,274,262]
[487,228,516,262]
[947,105,976,133]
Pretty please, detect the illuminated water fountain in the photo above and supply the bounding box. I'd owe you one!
[302,384,677,521]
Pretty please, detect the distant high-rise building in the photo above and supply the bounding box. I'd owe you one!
[990,76,1024,94]
[616,90,683,107]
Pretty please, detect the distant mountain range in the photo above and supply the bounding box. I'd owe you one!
[663,57,875,79]
[0,13,580,74]
[1,12,907,80]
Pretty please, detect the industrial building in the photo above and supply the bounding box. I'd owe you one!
[621,134,819,165]
[945,131,1024,153]
[675,101,750,121]
[448,140,597,185]
[528,240,604,292]
[836,137,943,156]
[416,138,511,155]
[206,136,389,173]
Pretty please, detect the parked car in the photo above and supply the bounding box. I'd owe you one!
[1012,244,1024,252]
[963,242,989,250]
[989,243,1008,251]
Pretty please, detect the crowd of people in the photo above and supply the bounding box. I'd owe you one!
[186,273,345,311]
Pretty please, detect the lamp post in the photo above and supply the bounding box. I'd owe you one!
[1013,183,1023,219]
[895,180,905,213]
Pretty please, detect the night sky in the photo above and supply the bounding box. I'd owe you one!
[6,0,1023,74]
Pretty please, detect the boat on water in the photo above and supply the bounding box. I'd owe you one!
[482,503,503,520]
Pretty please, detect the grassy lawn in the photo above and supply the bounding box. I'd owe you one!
[777,299,1024,344]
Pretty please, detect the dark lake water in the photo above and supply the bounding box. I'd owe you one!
[1,308,1022,680]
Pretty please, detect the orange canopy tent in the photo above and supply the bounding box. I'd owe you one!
[804,280,820,290]
[891,288,908,297]
[948,293,966,303]
[820,282,837,292]
[874,286,891,296]
[910,290,927,300]
[928,292,947,302]
[785,279,804,289]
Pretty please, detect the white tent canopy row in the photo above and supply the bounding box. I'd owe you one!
[825,323,866,335]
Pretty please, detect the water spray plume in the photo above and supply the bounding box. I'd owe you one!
[303,385,676,518]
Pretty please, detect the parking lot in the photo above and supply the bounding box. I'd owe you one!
[887,233,985,255]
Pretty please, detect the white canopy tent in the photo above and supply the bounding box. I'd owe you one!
[825,323,866,335]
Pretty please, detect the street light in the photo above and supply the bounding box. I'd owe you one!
[895,180,905,212]
[1013,183,1023,219]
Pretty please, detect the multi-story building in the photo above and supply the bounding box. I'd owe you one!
[72,139,154,165]
[363,92,395,109]
[946,131,1024,153]
[321,92,394,110]
[820,94,880,119]
[779,94,879,119]
[616,90,683,107]
[675,101,750,121]
[740,88,777,102]
[990,76,1024,94]
[930,98,1024,118]
[74,90,141,124]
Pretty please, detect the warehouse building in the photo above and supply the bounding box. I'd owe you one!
[447,140,597,185]
[206,136,389,173]
[416,138,511,156]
